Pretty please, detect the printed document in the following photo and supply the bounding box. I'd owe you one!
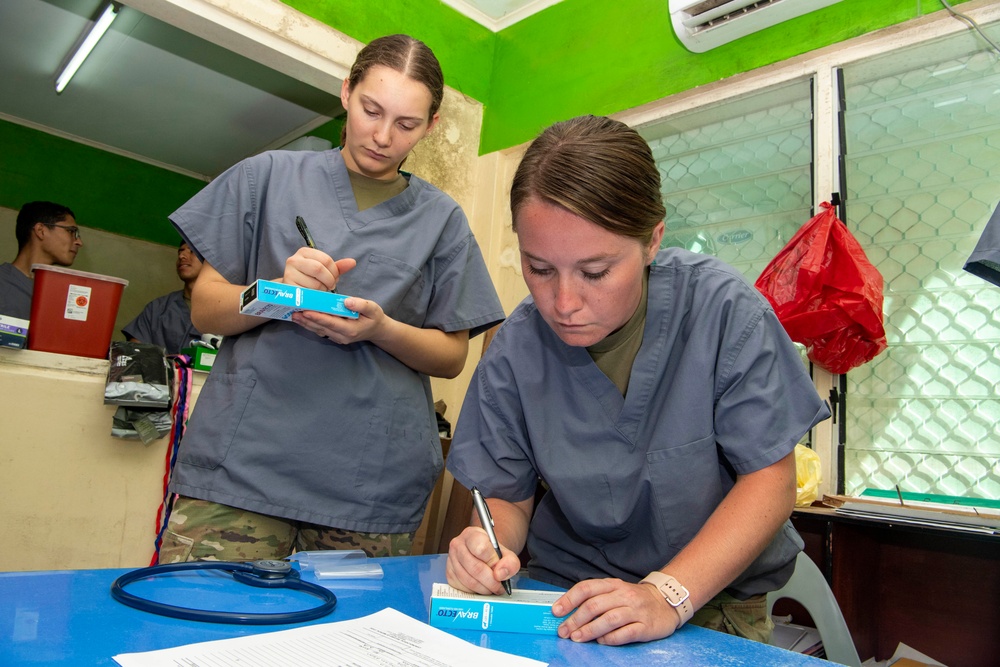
[112,607,546,667]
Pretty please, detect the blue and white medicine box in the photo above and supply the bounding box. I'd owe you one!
[239,279,358,321]
[429,583,563,635]
[0,314,29,349]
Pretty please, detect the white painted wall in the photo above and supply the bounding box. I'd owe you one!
[0,348,205,571]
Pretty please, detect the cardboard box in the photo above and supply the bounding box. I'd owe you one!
[239,280,358,321]
[0,314,29,349]
[429,583,563,635]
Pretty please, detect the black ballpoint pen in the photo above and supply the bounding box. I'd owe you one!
[295,215,337,293]
[295,215,316,249]
[471,486,512,595]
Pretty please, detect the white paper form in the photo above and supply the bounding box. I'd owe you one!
[113,607,547,667]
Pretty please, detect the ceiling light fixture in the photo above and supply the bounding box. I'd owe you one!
[55,2,121,94]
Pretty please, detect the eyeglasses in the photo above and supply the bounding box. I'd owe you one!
[45,223,82,240]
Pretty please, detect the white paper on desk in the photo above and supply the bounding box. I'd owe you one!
[112,607,546,667]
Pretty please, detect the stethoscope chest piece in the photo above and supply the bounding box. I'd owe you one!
[232,559,294,586]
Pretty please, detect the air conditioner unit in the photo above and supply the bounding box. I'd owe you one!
[669,0,843,53]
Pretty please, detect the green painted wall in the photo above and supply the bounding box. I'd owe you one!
[280,0,495,103]
[2,0,977,245]
[482,0,975,153]
[308,117,346,147]
[0,120,205,245]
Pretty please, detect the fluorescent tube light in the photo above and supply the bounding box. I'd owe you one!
[55,2,120,94]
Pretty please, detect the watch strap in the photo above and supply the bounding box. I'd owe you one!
[640,571,694,627]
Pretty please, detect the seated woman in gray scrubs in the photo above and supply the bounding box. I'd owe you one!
[157,35,504,563]
[445,116,830,646]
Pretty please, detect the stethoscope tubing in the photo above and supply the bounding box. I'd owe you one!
[111,560,337,625]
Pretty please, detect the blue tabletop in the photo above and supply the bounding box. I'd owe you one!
[0,554,831,666]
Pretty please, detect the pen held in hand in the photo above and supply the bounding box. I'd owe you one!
[295,215,316,249]
[295,216,338,294]
[471,486,512,596]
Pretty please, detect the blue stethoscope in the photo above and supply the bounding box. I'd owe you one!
[111,559,337,624]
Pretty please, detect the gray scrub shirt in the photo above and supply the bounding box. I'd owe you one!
[168,148,504,533]
[0,263,33,320]
[448,248,830,597]
[122,290,201,354]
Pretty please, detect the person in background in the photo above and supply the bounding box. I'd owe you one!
[0,201,81,319]
[158,34,504,563]
[122,241,203,354]
[445,116,830,646]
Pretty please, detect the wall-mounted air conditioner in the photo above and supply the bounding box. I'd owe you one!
[669,0,843,53]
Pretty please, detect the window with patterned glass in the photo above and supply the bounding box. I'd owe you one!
[641,79,814,283]
[636,19,1000,502]
[840,24,1000,501]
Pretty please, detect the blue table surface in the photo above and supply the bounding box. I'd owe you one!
[0,554,833,666]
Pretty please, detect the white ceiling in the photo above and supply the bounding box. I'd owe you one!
[0,0,556,183]
[0,0,344,180]
[443,0,562,30]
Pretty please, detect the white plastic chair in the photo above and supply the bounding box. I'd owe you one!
[766,551,862,667]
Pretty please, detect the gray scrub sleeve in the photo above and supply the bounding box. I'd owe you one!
[169,159,257,285]
[421,228,502,338]
[0,263,33,320]
[121,291,201,354]
[711,291,830,474]
[965,202,1000,287]
[448,321,540,503]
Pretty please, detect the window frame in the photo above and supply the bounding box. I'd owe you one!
[618,2,1000,498]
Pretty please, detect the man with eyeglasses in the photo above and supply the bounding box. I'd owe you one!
[1,201,82,320]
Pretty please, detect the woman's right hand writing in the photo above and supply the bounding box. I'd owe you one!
[282,247,356,292]
[445,526,521,596]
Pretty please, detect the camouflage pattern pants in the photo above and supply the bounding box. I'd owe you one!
[157,496,415,564]
[690,590,773,643]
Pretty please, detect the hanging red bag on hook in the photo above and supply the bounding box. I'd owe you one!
[754,202,887,374]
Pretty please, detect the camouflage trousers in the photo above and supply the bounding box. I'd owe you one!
[690,590,773,644]
[157,495,415,564]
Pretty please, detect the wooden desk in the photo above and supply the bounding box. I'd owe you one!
[790,507,999,666]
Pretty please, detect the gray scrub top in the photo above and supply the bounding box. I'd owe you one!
[121,290,201,354]
[448,248,830,596]
[0,263,33,320]
[168,148,504,532]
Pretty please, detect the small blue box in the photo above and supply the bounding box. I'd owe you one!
[0,314,29,349]
[429,583,563,635]
[239,279,358,321]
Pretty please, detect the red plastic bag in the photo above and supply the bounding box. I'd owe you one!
[754,202,887,374]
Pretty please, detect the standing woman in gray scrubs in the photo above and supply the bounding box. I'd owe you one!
[158,35,504,563]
